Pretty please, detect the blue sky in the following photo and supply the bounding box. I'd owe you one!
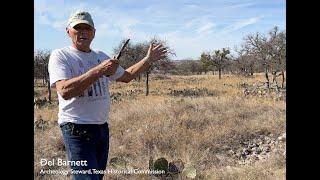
[34,0,286,60]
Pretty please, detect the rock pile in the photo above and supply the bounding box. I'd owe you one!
[168,88,216,97]
[228,132,286,165]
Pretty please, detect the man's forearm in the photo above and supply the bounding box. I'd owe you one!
[118,57,151,83]
[57,66,104,99]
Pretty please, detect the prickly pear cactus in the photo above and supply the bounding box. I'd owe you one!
[109,157,127,169]
[153,157,168,173]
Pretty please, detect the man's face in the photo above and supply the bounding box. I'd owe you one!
[67,23,95,51]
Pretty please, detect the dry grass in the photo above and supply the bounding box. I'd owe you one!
[34,73,285,180]
[203,153,285,180]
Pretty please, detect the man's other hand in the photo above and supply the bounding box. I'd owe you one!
[145,43,167,64]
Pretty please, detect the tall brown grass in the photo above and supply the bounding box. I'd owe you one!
[34,73,285,180]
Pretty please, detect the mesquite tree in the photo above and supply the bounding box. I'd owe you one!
[34,49,52,103]
[113,38,175,96]
[241,26,286,89]
[200,52,212,74]
[212,48,231,79]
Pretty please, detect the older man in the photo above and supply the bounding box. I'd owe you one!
[48,10,166,180]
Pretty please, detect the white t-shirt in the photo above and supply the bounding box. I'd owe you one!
[48,46,125,125]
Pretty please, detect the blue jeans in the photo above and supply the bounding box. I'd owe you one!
[60,122,109,180]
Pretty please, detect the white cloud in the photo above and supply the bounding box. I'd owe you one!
[196,22,215,34]
[183,3,202,12]
[38,13,50,24]
[223,16,262,33]
[37,12,66,30]
[158,31,236,60]
[235,17,260,28]
[95,23,114,38]
[144,5,155,13]
[184,16,216,35]
[225,2,253,9]
[116,19,140,31]
[35,0,285,60]
[144,4,171,18]
[52,20,67,29]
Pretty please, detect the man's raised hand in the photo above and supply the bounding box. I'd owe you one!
[145,43,167,64]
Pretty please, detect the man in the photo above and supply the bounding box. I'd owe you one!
[48,10,167,180]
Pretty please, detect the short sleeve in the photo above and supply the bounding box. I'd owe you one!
[48,50,72,88]
[108,66,125,81]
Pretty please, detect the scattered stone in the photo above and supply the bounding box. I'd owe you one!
[228,150,235,155]
[278,133,286,141]
[182,165,197,179]
[168,159,184,174]
[228,132,286,165]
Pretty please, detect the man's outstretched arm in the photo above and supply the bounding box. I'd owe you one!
[116,43,167,83]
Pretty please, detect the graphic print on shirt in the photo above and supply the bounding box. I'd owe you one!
[97,59,107,96]
[77,61,85,97]
[73,54,108,99]
[97,80,103,96]
[95,59,103,96]
[88,59,101,97]
[93,81,99,96]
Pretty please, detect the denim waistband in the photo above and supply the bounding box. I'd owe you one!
[60,122,108,128]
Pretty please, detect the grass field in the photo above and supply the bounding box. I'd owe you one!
[34,73,286,180]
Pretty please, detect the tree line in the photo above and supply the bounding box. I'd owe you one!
[171,26,285,88]
[34,26,285,99]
